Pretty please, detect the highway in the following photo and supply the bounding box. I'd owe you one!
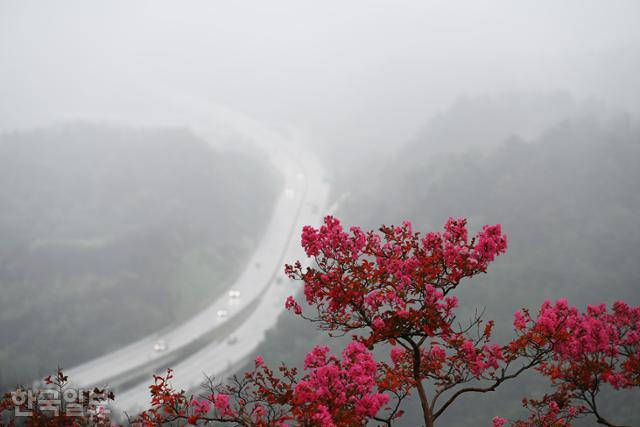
[59,95,330,416]
[114,132,328,415]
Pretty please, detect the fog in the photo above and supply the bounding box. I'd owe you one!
[2,1,639,150]
[1,1,639,425]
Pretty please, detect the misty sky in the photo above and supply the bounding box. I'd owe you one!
[2,4,640,422]
[1,0,639,151]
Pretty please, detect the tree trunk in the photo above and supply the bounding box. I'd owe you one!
[415,378,434,427]
[412,342,434,427]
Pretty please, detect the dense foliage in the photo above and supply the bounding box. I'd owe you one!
[0,123,281,390]
[3,217,638,426]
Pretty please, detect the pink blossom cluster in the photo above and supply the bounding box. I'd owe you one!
[493,416,508,427]
[212,393,233,418]
[300,216,367,261]
[513,299,640,391]
[293,342,389,426]
[189,398,211,417]
[177,342,389,426]
[185,394,234,424]
[285,216,508,348]
[425,218,507,283]
[459,340,504,376]
[285,295,302,315]
[495,395,582,427]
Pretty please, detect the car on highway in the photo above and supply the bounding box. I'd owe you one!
[217,309,228,319]
[228,289,241,299]
[153,339,167,352]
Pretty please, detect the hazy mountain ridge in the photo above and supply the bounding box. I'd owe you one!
[0,123,282,389]
[348,101,640,425]
[245,96,640,426]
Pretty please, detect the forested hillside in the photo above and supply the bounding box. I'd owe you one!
[0,123,281,390]
[245,96,640,426]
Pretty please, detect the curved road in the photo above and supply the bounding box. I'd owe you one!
[60,95,329,416]
[114,130,328,415]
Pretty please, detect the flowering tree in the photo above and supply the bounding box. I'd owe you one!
[134,342,389,426]
[1,216,638,426]
[284,216,514,427]
[282,216,549,426]
[133,216,637,426]
[494,299,640,427]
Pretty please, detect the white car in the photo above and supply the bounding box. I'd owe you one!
[153,339,167,352]
[217,309,228,319]
[228,289,241,299]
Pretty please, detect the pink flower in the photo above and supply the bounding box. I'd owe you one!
[213,393,233,417]
[514,311,527,330]
[493,416,508,427]
[397,310,410,318]
[372,317,385,330]
[285,295,302,315]
[292,342,388,424]
[190,398,210,416]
